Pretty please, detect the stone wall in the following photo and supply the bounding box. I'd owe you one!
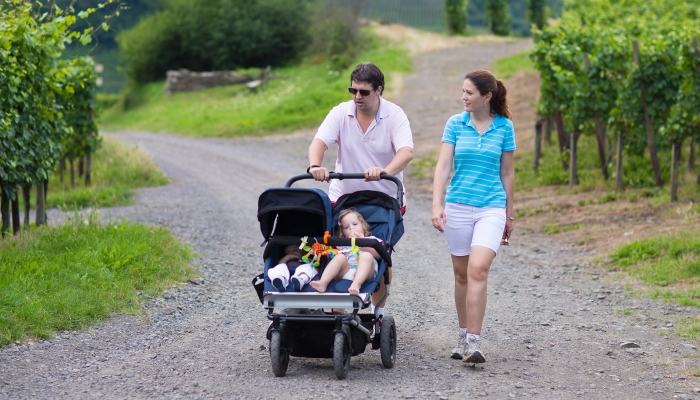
[163,69,254,95]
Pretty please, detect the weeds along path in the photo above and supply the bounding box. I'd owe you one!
[2,42,699,399]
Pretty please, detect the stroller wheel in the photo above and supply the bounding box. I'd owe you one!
[270,329,289,377]
[380,315,396,368]
[333,325,351,379]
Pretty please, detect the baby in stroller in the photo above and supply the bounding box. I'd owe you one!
[310,208,383,294]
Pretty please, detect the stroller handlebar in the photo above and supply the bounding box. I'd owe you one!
[284,172,404,209]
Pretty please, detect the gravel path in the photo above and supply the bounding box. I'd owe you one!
[2,43,699,400]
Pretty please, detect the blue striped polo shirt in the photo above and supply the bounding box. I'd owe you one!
[442,112,516,208]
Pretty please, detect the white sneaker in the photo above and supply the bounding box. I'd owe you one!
[462,334,485,363]
[451,331,467,359]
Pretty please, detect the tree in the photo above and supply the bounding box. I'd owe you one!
[445,0,468,35]
[484,0,511,36]
[526,0,547,30]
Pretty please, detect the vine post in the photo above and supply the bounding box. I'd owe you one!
[569,129,580,186]
[11,197,20,235]
[533,116,543,172]
[22,186,30,228]
[35,183,46,226]
[615,131,625,191]
[0,190,9,237]
[671,140,682,202]
[632,40,663,187]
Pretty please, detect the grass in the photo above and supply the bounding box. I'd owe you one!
[101,27,412,137]
[41,136,168,210]
[608,228,700,308]
[0,212,196,346]
[491,49,534,79]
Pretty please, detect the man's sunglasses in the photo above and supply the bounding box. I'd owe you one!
[348,87,374,96]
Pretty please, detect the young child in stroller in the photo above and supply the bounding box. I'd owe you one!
[310,208,383,294]
[267,245,313,292]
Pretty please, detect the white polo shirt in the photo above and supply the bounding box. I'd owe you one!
[314,98,413,204]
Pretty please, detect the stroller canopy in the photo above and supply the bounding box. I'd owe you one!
[257,187,332,241]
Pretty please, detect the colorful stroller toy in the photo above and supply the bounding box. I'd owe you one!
[257,173,404,379]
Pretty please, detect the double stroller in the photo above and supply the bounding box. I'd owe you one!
[257,173,404,379]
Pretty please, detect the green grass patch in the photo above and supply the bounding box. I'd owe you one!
[101,27,412,137]
[542,224,560,234]
[0,213,196,346]
[491,50,535,79]
[609,229,700,289]
[43,137,168,210]
[675,318,700,340]
[615,308,633,315]
[562,223,581,232]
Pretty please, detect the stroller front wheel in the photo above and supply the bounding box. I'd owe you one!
[333,325,351,379]
[380,315,396,368]
[270,329,290,377]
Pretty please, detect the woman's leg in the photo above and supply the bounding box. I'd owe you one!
[309,254,349,293]
[349,253,375,294]
[451,254,470,328]
[464,246,496,334]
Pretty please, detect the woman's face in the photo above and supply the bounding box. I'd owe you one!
[340,213,365,238]
[461,79,491,113]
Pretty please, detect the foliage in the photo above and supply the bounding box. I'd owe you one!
[102,28,412,137]
[530,0,700,194]
[56,56,101,161]
[44,137,168,209]
[445,0,468,35]
[526,0,548,29]
[306,1,363,71]
[0,212,196,345]
[483,0,511,36]
[117,0,310,84]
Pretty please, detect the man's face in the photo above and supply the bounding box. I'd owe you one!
[350,80,381,113]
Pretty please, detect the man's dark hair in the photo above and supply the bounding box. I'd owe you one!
[350,62,384,95]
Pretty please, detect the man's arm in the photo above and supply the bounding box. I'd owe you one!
[308,138,329,181]
[364,146,413,181]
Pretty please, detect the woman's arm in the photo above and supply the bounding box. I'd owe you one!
[500,150,515,239]
[431,143,455,232]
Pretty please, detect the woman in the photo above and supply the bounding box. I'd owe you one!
[431,70,515,364]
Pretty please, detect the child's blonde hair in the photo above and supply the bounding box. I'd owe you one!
[336,208,371,238]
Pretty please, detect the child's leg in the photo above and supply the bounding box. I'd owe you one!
[348,252,376,294]
[309,254,349,293]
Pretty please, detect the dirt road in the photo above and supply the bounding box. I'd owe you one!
[1,41,699,399]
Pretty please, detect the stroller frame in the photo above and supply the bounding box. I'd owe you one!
[259,173,403,379]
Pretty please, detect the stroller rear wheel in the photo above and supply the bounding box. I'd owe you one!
[333,325,351,379]
[270,329,290,377]
[380,315,396,368]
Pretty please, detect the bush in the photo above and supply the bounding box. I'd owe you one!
[117,0,310,84]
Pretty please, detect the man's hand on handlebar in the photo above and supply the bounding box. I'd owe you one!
[309,166,330,182]
[364,166,385,181]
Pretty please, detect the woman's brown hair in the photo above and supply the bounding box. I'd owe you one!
[465,70,512,120]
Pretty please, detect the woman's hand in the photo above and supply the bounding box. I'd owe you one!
[503,219,513,240]
[309,166,330,182]
[364,166,385,181]
[431,204,446,233]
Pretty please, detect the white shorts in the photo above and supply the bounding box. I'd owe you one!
[443,202,506,256]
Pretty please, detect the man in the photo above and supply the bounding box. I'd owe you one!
[307,62,414,314]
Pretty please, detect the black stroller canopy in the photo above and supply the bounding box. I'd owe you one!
[257,187,333,240]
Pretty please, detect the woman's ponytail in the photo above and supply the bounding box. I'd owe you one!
[492,80,512,120]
